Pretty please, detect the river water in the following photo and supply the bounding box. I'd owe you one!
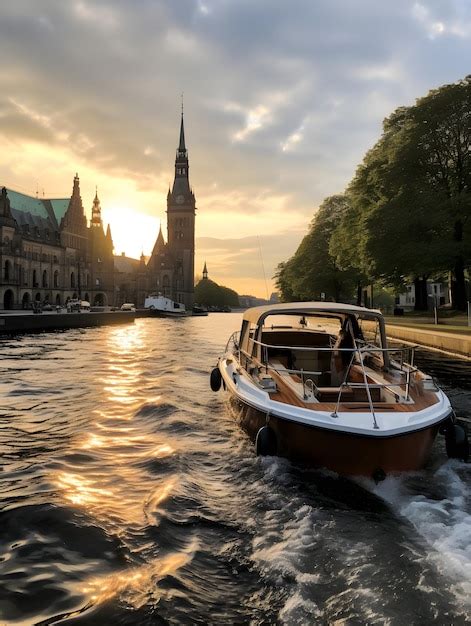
[0,314,469,625]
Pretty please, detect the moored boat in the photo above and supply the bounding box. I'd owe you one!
[211,302,469,478]
[144,294,187,317]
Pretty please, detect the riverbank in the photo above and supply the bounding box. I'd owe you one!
[0,310,136,334]
[384,320,471,358]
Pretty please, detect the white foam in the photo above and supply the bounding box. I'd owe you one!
[364,461,471,607]
[278,591,321,623]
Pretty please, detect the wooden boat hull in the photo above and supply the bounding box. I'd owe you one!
[229,396,445,476]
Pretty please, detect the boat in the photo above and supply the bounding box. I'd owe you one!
[144,294,186,317]
[66,299,91,313]
[211,302,468,478]
[192,304,208,316]
[120,302,136,312]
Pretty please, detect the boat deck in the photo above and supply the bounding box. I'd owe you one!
[267,364,438,413]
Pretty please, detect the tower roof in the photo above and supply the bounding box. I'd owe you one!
[106,223,113,244]
[61,173,87,232]
[91,186,102,228]
[151,223,166,257]
[179,112,186,152]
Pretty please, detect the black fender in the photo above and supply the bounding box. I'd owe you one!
[444,421,469,462]
[210,367,222,392]
[255,425,277,456]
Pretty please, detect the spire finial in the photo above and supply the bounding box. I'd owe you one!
[178,98,186,152]
[181,92,184,117]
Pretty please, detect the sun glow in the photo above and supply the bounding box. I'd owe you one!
[101,206,161,260]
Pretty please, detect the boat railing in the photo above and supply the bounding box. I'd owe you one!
[244,338,419,428]
[226,331,241,358]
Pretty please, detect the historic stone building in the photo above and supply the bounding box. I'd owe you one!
[0,113,196,311]
[144,112,196,309]
[0,175,115,309]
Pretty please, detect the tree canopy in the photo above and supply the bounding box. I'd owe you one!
[194,278,239,307]
[278,76,471,310]
[275,195,357,302]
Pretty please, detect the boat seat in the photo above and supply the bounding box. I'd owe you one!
[316,386,382,403]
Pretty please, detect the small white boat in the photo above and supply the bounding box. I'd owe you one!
[144,294,186,317]
[67,299,91,313]
[211,302,468,478]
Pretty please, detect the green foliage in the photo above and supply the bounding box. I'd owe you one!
[332,76,471,308]
[275,195,358,302]
[278,76,471,309]
[194,278,239,307]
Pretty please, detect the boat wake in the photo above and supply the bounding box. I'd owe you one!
[360,459,471,611]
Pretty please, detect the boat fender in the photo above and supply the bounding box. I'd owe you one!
[445,421,469,462]
[372,468,386,483]
[255,425,277,456]
[210,367,222,392]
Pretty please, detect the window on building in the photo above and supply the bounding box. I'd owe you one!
[53,270,59,288]
[42,270,48,288]
[4,260,11,281]
[71,272,75,288]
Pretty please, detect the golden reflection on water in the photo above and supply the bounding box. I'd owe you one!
[79,539,197,609]
[107,324,146,354]
[56,472,115,507]
[79,432,175,459]
[53,322,177,529]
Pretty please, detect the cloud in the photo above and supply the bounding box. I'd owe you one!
[0,0,471,295]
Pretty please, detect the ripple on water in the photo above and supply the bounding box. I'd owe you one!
[0,317,470,624]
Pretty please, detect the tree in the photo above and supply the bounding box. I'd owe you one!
[194,278,239,307]
[275,195,358,302]
[337,77,471,310]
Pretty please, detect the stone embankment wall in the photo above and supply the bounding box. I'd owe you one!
[385,324,470,358]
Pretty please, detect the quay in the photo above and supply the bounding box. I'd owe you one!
[0,311,136,334]
[384,321,471,358]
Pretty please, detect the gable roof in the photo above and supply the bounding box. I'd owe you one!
[3,187,70,230]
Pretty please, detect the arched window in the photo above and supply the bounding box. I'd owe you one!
[42,270,48,288]
[53,270,59,288]
[4,260,11,280]
[33,269,38,287]
[70,272,75,288]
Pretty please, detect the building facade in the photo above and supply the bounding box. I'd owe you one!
[0,113,196,311]
[0,175,115,310]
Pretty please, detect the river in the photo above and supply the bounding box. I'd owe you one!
[0,314,470,624]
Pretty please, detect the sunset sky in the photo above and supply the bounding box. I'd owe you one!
[1,1,470,296]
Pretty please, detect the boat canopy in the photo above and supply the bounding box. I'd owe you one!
[242,301,384,326]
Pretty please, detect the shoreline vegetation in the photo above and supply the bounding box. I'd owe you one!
[275,75,471,313]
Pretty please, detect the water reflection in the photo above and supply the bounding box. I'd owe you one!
[57,471,115,507]
[0,315,469,624]
[79,539,197,610]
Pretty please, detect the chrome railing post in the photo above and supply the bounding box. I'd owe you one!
[358,346,379,429]
[331,350,355,418]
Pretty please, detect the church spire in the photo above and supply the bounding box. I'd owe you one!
[179,110,186,152]
[152,223,165,255]
[91,186,102,228]
[203,261,208,280]
[178,93,186,152]
[61,173,87,230]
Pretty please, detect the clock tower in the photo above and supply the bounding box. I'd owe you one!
[166,109,196,308]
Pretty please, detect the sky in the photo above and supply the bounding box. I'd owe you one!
[1,1,471,296]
